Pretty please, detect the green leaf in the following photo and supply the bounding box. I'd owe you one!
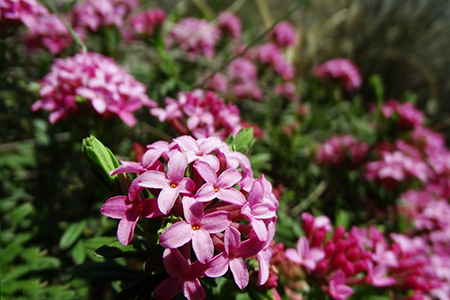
[59,220,86,250]
[226,128,255,154]
[7,202,33,224]
[81,135,129,195]
[71,240,86,264]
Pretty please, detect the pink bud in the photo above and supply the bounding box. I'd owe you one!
[353,260,367,274]
[331,253,347,269]
[315,260,328,274]
[342,261,354,277]
[324,241,336,258]
[333,226,346,241]
[345,248,359,262]
[311,230,326,247]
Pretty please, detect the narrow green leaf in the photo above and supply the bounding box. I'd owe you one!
[59,220,86,250]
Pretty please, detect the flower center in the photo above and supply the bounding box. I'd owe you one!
[214,187,218,192]
[170,183,177,188]
[192,224,200,230]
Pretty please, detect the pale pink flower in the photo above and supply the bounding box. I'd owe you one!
[166,17,221,60]
[0,0,49,27]
[381,99,424,129]
[138,151,195,214]
[314,58,362,91]
[258,42,295,80]
[285,236,325,270]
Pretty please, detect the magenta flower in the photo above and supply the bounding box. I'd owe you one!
[271,21,297,47]
[138,151,195,214]
[32,52,156,126]
[381,99,425,130]
[313,58,362,91]
[217,11,241,40]
[159,197,231,263]
[129,8,165,36]
[285,236,325,271]
[194,160,246,205]
[0,0,49,27]
[101,177,162,245]
[206,226,264,289]
[153,248,206,300]
[315,135,369,167]
[328,270,354,300]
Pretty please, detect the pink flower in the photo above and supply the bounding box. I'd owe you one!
[203,73,228,94]
[100,177,162,245]
[206,227,264,289]
[328,270,354,300]
[129,8,165,36]
[271,21,297,47]
[285,236,325,270]
[138,151,195,214]
[166,17,221,60]
[32,52,156,126]
[153,248,206,300]
[151,90,242,140]
[314,58,362,91]
[315,135,369,167]
[258,42,295,80]
[159,197,231,263]
[217,11,241,40]
[0,0,49,27]
[381,99,424,129]
[274,82,299,102]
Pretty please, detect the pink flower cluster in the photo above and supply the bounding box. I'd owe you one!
[315,135,369,167]
[257,42,295,80]
[284,213,446,299]
[381,99,425,130]
[271,21,297,47]
[314,58,362,91]
[227,58,263,100]
[102,135,279,299]
[32,52,156,126]
[129,8,165,37]
[72,0,139,32]
[150,89,242,140]
[365,140,432,189]
[217,11,241,40]
[0,0,48,26]
[166,17,221,60]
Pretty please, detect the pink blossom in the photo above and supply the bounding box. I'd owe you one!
[153,248,206,300]
[271,21,297,47]
[315,135,369,167]
[203,73,228,94]
[217,11,241,40]
[151,90,242,140]
[32,52,156,126]
[328,270,354,300]
[285,236,325,270]
[129,8,165,36]
[381,99,424,129]
[138,151,195,214]
[100,177,162,245]
[258,42,295,80]
[0,0,48,27]
[159,197,231,263]
[313,58,362,91]
[274,82,299,102]
[166,17,221,60]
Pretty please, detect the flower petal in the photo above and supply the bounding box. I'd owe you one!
[201,211,231,233]
[216,188,246,205]
[205,253,229,278]
[117,210,140,245]
[138,171,169,189]
[192,230,214,263]
[216,168,242,188]
[159,221,193,249]
[194,160,217,184]
[157,187,180,214]
[183,279,206,300]
[101,196,130,219]
[153,277,183,300]
[167,151,188,182]
[163,248,190,277]
[229,257,249,289]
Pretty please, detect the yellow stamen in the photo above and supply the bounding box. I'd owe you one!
[192,224,200,230]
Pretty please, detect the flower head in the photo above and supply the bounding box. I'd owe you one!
[314,58,362,91]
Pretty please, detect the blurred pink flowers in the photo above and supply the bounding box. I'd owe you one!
[32,52,156,126]
[166,17,221,60]
[314,58,362,91]
[315,135,369,167]
[129,8,165,36]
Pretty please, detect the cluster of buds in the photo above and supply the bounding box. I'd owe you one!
[151,89,242,140]
[270,21,297,48]
[217,11,241,40]
[315,135,369,167]
[32,51,156,126]
[257,42,295,80]
[101,135,279,299]
[313,58,362,92]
